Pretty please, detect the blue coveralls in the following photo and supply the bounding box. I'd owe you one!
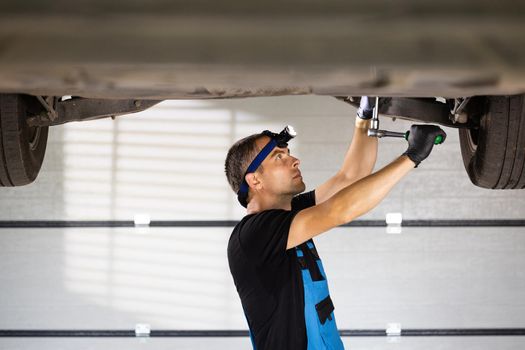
[246,240,344,349]
[295,241,345,349]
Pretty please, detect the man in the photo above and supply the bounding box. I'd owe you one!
[224,97,446,349]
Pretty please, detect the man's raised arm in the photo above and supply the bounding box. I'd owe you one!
[287,124,447,249]
[315,96,378,204]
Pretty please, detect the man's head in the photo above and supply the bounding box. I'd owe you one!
[224,127,305,208]
[224,133,262,197]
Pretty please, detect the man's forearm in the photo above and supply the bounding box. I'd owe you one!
[338,118,378,179]
[330,155,414,224]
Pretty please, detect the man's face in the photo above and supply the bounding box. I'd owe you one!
[253,135,306,196]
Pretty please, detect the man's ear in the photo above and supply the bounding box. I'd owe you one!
[245,173,261,190]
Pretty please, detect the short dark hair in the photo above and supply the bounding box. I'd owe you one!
[224,133,265,196]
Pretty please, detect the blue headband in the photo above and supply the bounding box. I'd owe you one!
[237,126,296,207]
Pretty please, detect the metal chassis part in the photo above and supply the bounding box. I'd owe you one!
[27,97,162,127]
[338,97,479,129]
[451,97,471,124]
[35,96,59,122]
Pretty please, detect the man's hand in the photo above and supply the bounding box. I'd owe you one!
[402,124,447,167]
[356,96,376,120]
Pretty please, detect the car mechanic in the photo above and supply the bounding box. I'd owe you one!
[224,96,447,349]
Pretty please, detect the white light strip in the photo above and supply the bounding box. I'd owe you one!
[386,213,403,234]
[134,214,151,227]
[386,212,403,225]
[135,323,151,337]
[386,323,402,336]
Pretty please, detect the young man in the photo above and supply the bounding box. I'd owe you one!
[224,97,446,349]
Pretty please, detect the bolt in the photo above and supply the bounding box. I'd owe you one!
[454,112,468,124]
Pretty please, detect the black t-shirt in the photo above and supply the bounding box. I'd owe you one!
[227,190,316,350]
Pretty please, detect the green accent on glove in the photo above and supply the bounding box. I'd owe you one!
[405,131,444,145]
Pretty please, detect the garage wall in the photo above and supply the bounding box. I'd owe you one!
[0,95,524,220]
[1,96,524,339]
[1,226,525,331]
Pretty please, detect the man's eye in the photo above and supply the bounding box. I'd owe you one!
[276,154,282,159]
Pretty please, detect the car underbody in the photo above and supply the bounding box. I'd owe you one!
[0,0,524,189]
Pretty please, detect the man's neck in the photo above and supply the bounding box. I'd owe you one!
[246,195,293,214]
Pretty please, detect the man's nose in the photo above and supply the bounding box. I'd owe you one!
[292,157,300,167]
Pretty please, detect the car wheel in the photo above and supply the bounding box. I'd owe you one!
[459,95,525,189]
[0,94,49,186]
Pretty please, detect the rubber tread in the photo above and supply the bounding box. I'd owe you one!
[509,96,525,188]
[498,95,525,189]
[496,96,515,188]
[460,95,525,189]
[0,94,48,187]
[469,96,507,188]
[1,95,28,185]
[0,95,15,186]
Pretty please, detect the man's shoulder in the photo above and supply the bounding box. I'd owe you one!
[228,209,297,267]
[244,209,289,220]
[233,209,289,233]
[229,209,296,248]
[291,190,316,211]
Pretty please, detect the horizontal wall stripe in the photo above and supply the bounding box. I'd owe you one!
[0,220,524,228]
[1,329,525,337]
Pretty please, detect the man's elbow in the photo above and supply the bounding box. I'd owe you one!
[345,169,373,185]
[337,170,361,184]
[328,197,358,227]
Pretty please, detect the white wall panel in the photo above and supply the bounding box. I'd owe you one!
[0,226,524,330]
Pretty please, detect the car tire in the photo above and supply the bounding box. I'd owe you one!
[459,95,525,189]
[0,94,49,186]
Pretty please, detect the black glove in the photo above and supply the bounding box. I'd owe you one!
[402,124,447,167]
[356,96,376,120]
